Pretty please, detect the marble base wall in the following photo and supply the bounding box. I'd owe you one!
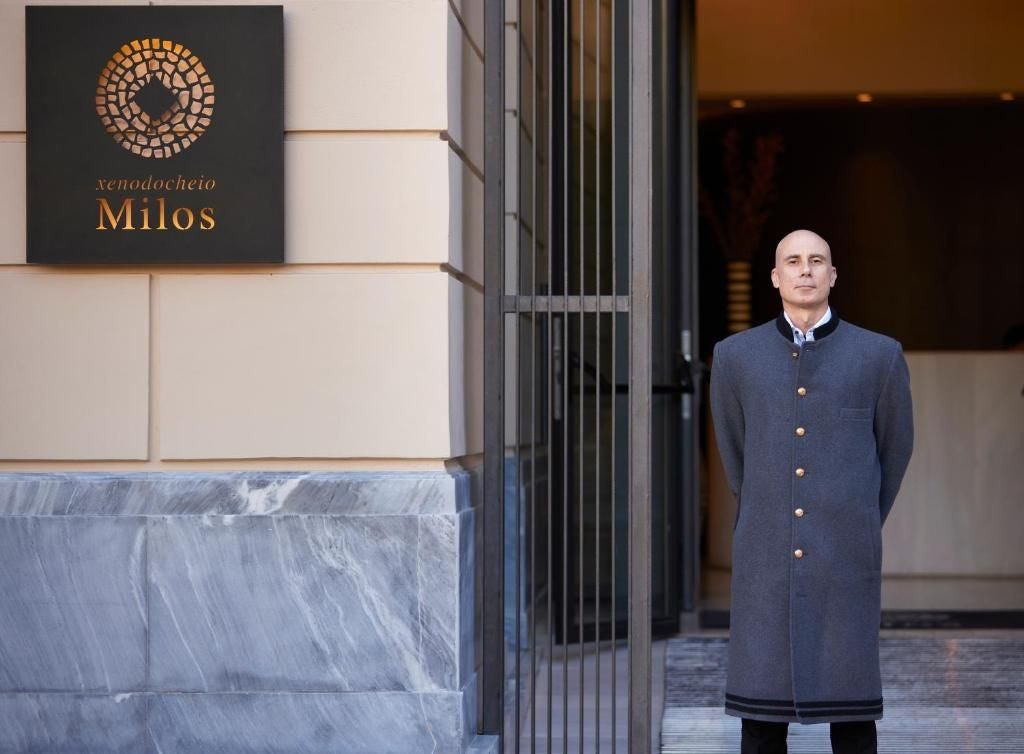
[0,471,478,753]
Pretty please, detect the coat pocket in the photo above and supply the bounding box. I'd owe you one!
[840,407,873,421]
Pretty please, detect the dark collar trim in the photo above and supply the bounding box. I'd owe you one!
[775,310,841,342]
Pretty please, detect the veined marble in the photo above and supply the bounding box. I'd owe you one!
[0,470,472,516]
[0,694,146,753]
[148,514,461,692]
[459,508,476,688]
[0,469,482,752]
[0,517,146,692]
[148,690,468,753]
[0,689,477,754]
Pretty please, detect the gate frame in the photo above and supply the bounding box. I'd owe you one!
[481,0,506,739]
[481,1,653,750]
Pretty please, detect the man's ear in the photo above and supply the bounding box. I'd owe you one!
[770,268,780,289]
[830,266,838,287]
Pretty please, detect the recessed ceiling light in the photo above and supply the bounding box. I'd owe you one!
[856,93,873,103]
[729,98,747,109]
[999,92,1015,101]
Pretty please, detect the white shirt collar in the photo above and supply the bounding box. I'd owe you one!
[784,306,831,342]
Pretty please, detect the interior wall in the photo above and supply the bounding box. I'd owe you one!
[698,102,1024,352]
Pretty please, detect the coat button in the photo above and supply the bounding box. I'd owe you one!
[794,549,804,558]
[795,467,805,477]
[795,427,806,436]
[797,386,807,396]
[795,508,805,517]
[792,351,799,358]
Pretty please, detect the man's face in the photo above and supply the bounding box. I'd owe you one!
[770,241,837,309]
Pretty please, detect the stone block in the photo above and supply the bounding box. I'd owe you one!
[148,514,459,692]
[148,690,466,753]
[0,273,149,460]
[0,693,147,754]
[157,272,452,459]
[0,470,472,516]
[0,517,147,692]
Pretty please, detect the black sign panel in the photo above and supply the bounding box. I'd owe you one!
[26,6,284,264]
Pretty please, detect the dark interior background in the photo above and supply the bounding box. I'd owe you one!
[697,101,1024,356]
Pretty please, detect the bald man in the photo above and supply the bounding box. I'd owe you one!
[710,230,914,754]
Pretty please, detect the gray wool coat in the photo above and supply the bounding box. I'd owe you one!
[710,312,914,724]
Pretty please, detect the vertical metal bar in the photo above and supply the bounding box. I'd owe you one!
[482,0,506,742]
[628,0,653,750]
[515,0,524,749]
[593,0,602,748]
[576,0,586,750]
[560,0,570,749]
[609,1,618,750]
[545,0,555,750]
[529,0,538,749]
[678,0,701,614]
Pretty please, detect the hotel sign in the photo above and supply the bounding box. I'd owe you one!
[26,6,284,264]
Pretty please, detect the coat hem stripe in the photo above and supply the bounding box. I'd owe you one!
[798,706,883,717]
[797,698,883,709]
[726,701,795,715]
[725,693,883,709]
[725,701,884,718]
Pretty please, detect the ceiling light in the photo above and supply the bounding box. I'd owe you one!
[856,93,873,103]
[999,92,1015,101]
[729,98,746,109]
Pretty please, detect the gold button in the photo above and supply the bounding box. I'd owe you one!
[795,508,805,517]
[794,549,804,558]
[797,386,807,396]
[795,427,806,437]
[795,467,805,477]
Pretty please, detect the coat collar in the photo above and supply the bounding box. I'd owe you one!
[775,308,840,342]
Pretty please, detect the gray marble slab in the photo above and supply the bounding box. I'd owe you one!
[459,508,476,687]
[0,693,147,754]
[0,470,480,750]
[461,673,479,750]
[148,691,466,753]
[0,517,147,692]
[0,470,472,517]
[148,514,460,692]
[467,735,500,754]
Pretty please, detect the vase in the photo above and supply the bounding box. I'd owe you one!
[725,259,752,332]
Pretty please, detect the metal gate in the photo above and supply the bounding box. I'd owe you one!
[482,1,696,751]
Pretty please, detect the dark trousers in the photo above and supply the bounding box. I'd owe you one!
[741,718,877,754]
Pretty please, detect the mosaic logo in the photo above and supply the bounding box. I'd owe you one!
[95,38,215,159]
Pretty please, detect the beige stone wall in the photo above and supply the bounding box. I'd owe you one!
[0,0,483,469]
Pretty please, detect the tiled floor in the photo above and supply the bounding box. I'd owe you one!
[660,632,1024,753]
[504,570,1024,753]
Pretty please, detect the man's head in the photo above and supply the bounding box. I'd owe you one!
[771,229,837,311]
